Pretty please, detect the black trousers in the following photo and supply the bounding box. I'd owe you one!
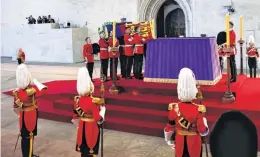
[248,57,257,78]
[219,57,224,72]
[101,59,109,78]
[110,58,118,80]
[125,56,134,77]
[86,62,94,80]
[21,136,35,157]
[230,55,237,81]
[133,54,144,79]
[119,47,126,77]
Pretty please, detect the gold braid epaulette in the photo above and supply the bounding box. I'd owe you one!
[25,88,36,96]
[192,103,206,113]
[13,89,23,108]
[168,102,179,111]
[91,96,104,105]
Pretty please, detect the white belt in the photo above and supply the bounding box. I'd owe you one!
[125,45,133,47]
[135,44,143,47]
[100,48,108,50]
[248,55,258,58]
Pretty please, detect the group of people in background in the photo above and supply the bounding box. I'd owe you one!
[83,26,153,82]
[27,15,55,24]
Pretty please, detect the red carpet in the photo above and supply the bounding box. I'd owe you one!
[3,74,260,150]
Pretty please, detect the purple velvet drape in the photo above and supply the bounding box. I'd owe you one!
[144,37,221,81]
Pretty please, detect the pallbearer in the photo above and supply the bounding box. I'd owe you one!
[124,27,135,79]
[17,48,25,65]
[164,68,209,157]
[133,26,147,79]
[99,31,109,81]
[71,67,106,157]
[108,30,120,80]
[247,35,259,78]
[83,37,95,81]
[217,31,227,72]
[229,21,237,82]
[13,63,48,157]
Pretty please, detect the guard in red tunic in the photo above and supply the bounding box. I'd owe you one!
[98,31,109,81]
[229,21,237,82]
[164,68,209,157]
[13,63,48,157]
[71,67,106,157]
[217,31,227,73]
[108,30,120,80]
[83,37,94,81]
[17,48,26,65]
[124,27,135,79]
[133,26,147,79]
[247,35,259,78]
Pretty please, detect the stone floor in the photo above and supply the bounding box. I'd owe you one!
[0,59,258,157]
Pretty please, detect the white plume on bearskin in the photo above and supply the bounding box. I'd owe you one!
[77,67,94,96]
[177,68,198,102]
[16,63,32,89]
[247,35,255,44]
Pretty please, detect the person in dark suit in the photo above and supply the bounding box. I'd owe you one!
[27,15,36,24]
[37,16,42,24]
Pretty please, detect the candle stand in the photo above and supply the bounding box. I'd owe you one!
[109,47,121,95]
[222,47,235,104]
[238,39,245,75]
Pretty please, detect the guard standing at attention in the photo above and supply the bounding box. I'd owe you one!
[98,31,109,81]
[71,67,106,157]
[164,68,209,157]
[124,27,135,79]
[13,63,48,157]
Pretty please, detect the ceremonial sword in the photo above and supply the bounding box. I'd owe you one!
[197,85,209,157]
[13,133,20,156]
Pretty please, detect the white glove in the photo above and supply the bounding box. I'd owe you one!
[33,79,47,91]
[71,119,79,126]
[223,56,227,63]
[99,106,106,120]
[164,129,174,142]
[200,117,209,136]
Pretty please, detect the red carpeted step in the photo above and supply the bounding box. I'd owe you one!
[37,98,73,123]
[53,97,168,123]
[104,117,165,137]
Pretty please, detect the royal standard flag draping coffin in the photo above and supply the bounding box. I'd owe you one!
[98,21,155,39]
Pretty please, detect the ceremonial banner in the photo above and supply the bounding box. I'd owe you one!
[98,20,155,38]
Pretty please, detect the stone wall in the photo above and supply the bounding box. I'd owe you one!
[193,0,260,69]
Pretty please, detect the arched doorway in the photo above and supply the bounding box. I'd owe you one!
[138,0,193,37]
[165,8,185,37]
[156,0,185,38]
